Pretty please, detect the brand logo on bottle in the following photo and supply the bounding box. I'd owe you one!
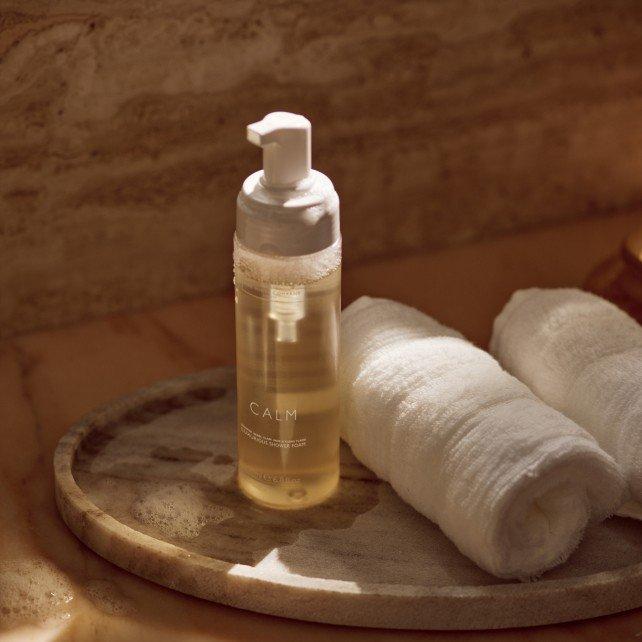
[249,402,297,422]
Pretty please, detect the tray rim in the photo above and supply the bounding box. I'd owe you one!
[53,367,642,629]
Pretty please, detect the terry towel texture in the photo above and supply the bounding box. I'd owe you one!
[341,296,625,579]
[491,287,642,504]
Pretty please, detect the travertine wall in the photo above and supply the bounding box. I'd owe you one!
[2,0,642,337]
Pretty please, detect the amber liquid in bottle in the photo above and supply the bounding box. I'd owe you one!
[234,264,340,509]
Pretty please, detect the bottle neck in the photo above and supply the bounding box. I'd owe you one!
[236,170,340,257]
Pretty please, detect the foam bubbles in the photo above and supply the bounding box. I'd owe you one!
[234,235,341,286]
[84,579,134,616]
[0,559,74,629]
[131,482,233,540]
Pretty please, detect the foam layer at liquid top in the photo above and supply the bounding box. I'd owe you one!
[234,235,341,286]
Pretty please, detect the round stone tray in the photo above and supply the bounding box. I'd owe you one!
[54,368,642,630]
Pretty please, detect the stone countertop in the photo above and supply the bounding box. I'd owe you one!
[1,212,641,641]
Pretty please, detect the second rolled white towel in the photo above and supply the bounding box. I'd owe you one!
[341,296,625,580]
[491,288,642,505]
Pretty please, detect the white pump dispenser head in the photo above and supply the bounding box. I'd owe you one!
[247,112,311,188]
[237,111,339,257]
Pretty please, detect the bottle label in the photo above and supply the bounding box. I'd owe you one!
[249,401,297,422]
[239,423,307,449]
[239,401,306,448]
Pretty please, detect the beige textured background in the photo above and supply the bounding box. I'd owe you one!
[2,0,642,338]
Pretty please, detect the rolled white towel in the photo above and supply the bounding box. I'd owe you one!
[341,296,625,579]
[491,287,642,505]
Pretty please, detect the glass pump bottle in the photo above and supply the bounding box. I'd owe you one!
[233,112,341,509]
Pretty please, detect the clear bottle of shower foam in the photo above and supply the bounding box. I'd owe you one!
[234,112,341,509]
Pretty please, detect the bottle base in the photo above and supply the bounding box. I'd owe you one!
[237,468,339,510]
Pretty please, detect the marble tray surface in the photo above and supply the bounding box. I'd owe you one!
[54,367,642,630]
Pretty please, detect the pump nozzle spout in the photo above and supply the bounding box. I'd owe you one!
[247,112,311,188]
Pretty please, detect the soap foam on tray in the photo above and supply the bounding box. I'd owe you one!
[131,481,234,541]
